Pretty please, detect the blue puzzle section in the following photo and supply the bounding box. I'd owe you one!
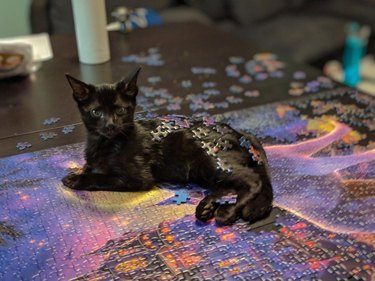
[0,88,374,280]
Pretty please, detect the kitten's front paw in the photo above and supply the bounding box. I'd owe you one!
[195,197,219,221]
[62,173,84,190]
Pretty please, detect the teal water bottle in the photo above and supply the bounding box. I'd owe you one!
[343,22,371,87]
[343,23,362,87]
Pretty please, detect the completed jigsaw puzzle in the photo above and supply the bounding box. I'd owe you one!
[0,88,374,280]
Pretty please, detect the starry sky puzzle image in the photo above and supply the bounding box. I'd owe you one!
[0,88,374,280]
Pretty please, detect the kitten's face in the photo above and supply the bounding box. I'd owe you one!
[66,68,141,139]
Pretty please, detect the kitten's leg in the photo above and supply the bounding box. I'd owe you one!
[62,173,153,191]
[241,190,273,223]
[195,191,227,221]
[214,168,272,225]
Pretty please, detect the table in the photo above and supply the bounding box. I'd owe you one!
[1,22,373,281]
[0,22,325,158]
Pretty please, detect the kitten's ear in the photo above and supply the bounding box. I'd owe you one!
[116,67,141,98]
[65,74,92,103]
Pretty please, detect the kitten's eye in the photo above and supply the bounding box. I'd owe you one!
[90,108,103,118]
[115,107,127,115]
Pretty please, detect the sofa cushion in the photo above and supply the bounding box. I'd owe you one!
[187,0,228,20]
[305,0,375,29]
[159,7,212,25]
[236,14,348,62]
[229,0,288,25]
[105,0,173,12]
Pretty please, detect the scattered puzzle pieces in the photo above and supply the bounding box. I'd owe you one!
[40,132,58,141]
[191,67,216,75]
[181,80,192,88]
[239,75,252,84]
[202,81,217,88]
[226,96,243,104]
[229,56,245,64]
[229,85,244,94]
[147,76,161,84]
[203,89,220,96]
[244,90,260,97]
[293,70,306,80]
[43,117,61,125]
[289,76,335,96]
[225,64,241,77]
[62,125,75,134]
[245,53,285,79]
[121,48,165,66]
[16,142,32,150]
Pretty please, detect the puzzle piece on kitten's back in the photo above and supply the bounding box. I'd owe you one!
[215,139,233,151]
[239,136,251,149]
[200,141,214,152]
[191,127,211,139]
[151,129,169,142]
[161,122,179,132]
[216,158,233,173]
[214,125,232,135]
[215,194,238,205]
[249,146,263,165]
[205,143,220,157]
[150,122,178,141]
[239,136,263,165]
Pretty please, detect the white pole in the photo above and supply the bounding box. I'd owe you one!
[71,0,110,64]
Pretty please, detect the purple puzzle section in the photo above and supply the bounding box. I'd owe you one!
[0,88,374,280]
[219,88,375,235]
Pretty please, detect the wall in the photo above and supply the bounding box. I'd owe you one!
[0,0,31,38]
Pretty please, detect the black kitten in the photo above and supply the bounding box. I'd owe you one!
[63,69,273,225]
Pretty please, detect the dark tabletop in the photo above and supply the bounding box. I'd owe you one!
[0,22,331,158]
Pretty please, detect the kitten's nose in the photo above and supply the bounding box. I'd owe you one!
[105,118,115,129]
[106,124,115,130]
[104,123,116,137]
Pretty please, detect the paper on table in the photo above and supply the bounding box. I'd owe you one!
[0,33,53,62]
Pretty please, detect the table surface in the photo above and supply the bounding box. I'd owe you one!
[0,22,325,158]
